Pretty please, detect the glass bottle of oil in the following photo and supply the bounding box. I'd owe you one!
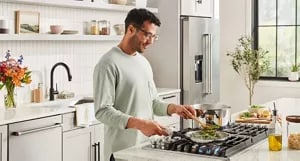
[268,106,282,151]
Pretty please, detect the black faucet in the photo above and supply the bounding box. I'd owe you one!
[49,62,72,101]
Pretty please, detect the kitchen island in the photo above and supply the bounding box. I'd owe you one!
[114,98,300,161]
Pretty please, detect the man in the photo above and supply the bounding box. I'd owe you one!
[93,8,196,161]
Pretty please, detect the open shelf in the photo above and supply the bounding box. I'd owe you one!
[0,34,123,41]
[4,0,158,13]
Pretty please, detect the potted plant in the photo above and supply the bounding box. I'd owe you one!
[227,36,269,106]
[288,64,299,81]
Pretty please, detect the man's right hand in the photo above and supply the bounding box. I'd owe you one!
[127,117,169,137]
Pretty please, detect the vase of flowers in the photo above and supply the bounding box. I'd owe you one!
[0,50,31,108]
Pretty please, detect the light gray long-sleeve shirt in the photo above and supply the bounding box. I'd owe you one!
[93,47,169,161]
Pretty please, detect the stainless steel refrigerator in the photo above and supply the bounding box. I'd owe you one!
[180,16,220,129]
[180,16,220,105]
[144,0,220,130]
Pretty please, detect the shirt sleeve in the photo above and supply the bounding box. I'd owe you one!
[93,61,131,129]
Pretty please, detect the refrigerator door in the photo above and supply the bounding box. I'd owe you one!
[180,16,220,129]
[180,16,220,105]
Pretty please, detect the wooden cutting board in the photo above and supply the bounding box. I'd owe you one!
[235,118,271,124]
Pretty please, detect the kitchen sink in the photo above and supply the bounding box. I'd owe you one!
[22,96,93,108]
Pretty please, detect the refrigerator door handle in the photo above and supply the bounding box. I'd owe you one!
[203,33,213,94]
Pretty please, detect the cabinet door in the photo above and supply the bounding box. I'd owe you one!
[92,124,104,161]
[181,0,213,17]
[63,127,94,161]
[63,123,104,161]
[0,125,7,161]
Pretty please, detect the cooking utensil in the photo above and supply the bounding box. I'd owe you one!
[182,107,208,129]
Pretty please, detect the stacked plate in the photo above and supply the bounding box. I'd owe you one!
[61,30,79,35]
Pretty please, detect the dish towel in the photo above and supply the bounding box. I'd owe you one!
[75,103,96,127]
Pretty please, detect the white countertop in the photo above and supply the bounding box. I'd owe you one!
[0,96,83,125]
[0,88,178,125]
[0,106,75,125]
[114,97,300,161]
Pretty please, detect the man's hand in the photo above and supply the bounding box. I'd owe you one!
[167,104,197,119]
[127,117,169,137]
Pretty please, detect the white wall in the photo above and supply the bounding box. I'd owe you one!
[219,0,300,113]
[0,2,126,107]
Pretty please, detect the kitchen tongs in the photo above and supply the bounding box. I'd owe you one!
[182,107,208,129]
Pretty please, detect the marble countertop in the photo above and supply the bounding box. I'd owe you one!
[114,97,300,161]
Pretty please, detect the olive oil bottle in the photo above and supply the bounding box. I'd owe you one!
[268,105,282,151]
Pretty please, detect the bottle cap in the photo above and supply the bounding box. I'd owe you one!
[272,102,277,116]
[272,108,277,116]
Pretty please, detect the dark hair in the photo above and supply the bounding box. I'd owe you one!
[124,8,161,33]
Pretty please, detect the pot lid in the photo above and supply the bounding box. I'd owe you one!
[286,115,300,123]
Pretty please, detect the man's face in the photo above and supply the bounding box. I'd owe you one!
[130,21,158,53]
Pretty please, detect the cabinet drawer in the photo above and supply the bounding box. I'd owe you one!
[159,93,180,104]
[155,92,180,127]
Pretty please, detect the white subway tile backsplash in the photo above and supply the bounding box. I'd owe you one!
[0,2,128,107]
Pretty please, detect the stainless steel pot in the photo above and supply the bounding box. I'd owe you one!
[190,103,231,128]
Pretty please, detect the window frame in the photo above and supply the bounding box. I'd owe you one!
[253,0,299,81]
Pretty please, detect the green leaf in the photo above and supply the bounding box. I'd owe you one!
[0,84,4,90]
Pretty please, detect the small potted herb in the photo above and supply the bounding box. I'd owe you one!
[288,64,300,81]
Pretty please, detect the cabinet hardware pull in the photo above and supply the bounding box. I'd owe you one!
[196,0,202,4]
[92,143,97,161]
[97,142,100,161]
[11,123,62,136]
[162,95,176,100]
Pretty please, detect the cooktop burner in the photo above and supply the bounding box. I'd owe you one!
[143,123,268,160]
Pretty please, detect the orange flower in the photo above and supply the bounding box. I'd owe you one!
[0,50,31,90]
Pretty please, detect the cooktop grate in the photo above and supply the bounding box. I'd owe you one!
[143,123,268,159]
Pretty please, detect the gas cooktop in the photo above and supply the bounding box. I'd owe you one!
[143,123,268,160]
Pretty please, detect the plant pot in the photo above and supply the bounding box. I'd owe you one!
[288,72,299,81]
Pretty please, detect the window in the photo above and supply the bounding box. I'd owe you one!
[253,0,299,80]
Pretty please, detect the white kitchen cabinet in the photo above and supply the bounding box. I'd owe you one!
[181,0,213,17]
[0,125,7,161]
[63,127,94,161]
[154,91,180,131]
[63,112,104,161]
[8,115,62,161]
[93,123,104,161]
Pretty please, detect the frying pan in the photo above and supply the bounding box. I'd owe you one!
[184,130,230,143]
